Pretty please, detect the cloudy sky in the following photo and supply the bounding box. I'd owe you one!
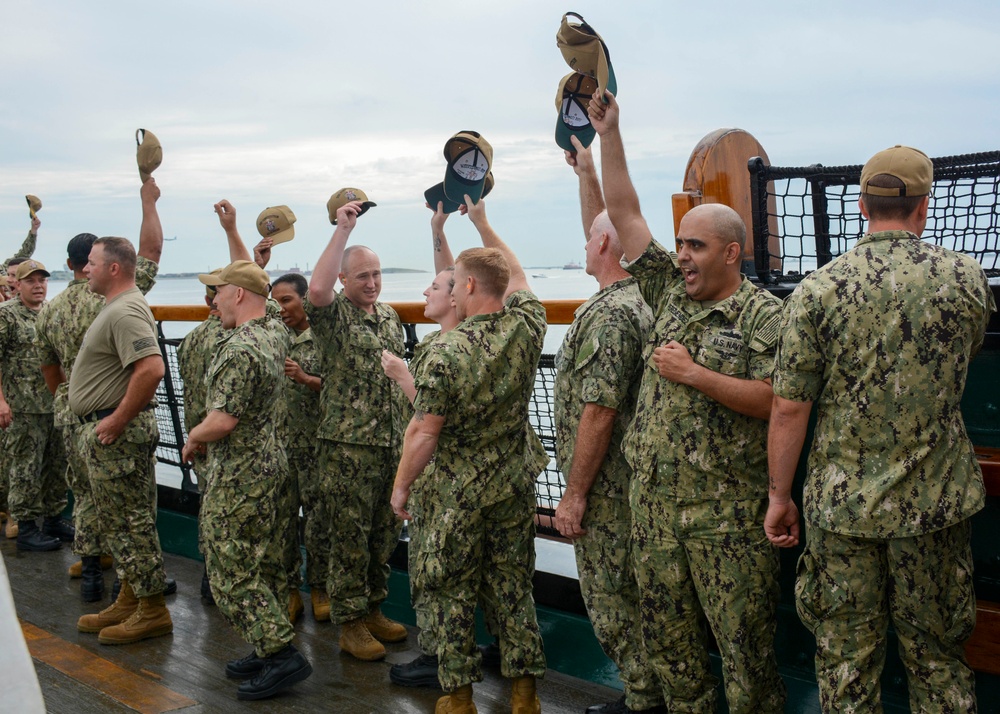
[2,0,998,275]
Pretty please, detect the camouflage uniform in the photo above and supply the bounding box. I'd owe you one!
[0,299,67,523]
[410,290,549,692]
[200,315,294,656]
[773,230,996,713]
[305,292,408,623]
[35,260,158,557]
[281,327,325,590]
[69,287,166,598]
[176,313,224,487]
[553,278,659,711]
[624,239,785,713]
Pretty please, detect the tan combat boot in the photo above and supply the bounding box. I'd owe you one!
[288,589,304,624]
[98,593,173,645]
[339,618,386,661]
[311,588,330,622]
[436,684,478,713]
[511,675,541,714]
[78,580,138,633]
[364,606,407,642]
[5,517,18,540]
[68,555,113,578]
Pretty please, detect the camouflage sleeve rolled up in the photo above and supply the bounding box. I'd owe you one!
[1,230,36,276]
[772,287,824,402]
[135,256,159,295]
[623,239,681,313]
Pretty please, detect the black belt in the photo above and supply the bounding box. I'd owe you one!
[79,403,155,425]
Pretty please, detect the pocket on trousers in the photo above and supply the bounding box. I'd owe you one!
[794,546,824,635]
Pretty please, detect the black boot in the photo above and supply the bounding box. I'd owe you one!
[226,650,267,679]
[201,567,215,605]
[42,515,76,542]
[236,644,312,700]
[16,520,62,552]
[389,653,440,688]
[81,556,105,602]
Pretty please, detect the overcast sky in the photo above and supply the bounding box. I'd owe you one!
[2,1,998,275]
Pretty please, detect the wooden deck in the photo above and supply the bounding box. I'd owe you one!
[3,540,619,713]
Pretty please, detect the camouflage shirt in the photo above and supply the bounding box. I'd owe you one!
[1,230,36,276]
[623,239,782,500]
[773,230,997,538]
[204,315,288,485]
[177,314,225,435]
[35,258,158,426]
[305,291,408,447]
[554,278,652,499]
[0,299,52,414]
[282,327,321,448]
[412,290,549,509]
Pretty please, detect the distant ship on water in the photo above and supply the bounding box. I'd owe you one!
[563,261,582,270]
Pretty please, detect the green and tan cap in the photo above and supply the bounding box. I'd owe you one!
[25,194,41,219]
[198,260,270,297]
[136,129,162,183]
[256,205,296,244]
[556,13,617,102]
[860,145,933,197]
[443,131,493,205]
[14,259,50,280]
[328,188,376,225]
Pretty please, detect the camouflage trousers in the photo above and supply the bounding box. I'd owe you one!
[82,411,165,598]
[412,487,546,692]
[63,423,103,556]
[201,466,294,657]
[319,440,401,623]
[6,412,67,523]
[796,521,977,714]
[287,445,329,589]
[630,482,785,714]
[0,430,8,512]
[575,493,663,711]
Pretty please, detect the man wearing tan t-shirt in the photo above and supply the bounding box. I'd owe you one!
[69,236,172,645]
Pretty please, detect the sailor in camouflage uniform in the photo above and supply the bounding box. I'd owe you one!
[589,92,785,713]
[0,260,70,552]
[393,197,548,714]
[70,235,171,645]
[271,273,326,621]
[767,146,997,713]
[183,260,312,700]
[0,216,39,535]
[554,138,661,714]
[37,184,163,598]
[306,199,409,661]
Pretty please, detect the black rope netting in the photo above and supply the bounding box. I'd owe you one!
[749,151,1000,284]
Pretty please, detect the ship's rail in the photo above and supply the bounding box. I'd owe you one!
[749,150,1000,284]
[149,301,582,538]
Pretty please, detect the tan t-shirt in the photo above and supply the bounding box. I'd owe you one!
[69,287,160,416]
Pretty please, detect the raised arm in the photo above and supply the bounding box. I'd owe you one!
[464,197,529,298]
[588,92,653,262]
[566,135,605,238]
[137,179,164,264]
[213,199,252,263]
[3,217,39,275]
[428,202,456,273]
[309,201,362,308]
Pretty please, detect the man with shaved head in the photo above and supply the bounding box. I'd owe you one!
[307,200,409,662]
[554,137,661,714]
[589,91,786,713]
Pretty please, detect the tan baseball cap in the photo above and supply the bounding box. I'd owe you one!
[0,275,8,288]
[556,13,617,102]
[204,267,223,297]
[443,131,493,205]
[25,195,42,219]
[860,145,933,197]
[198,260,271,297]
[136,129,162,183]
[327,188,377,225]
[14,260,50,280]
[256,206,296,245]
